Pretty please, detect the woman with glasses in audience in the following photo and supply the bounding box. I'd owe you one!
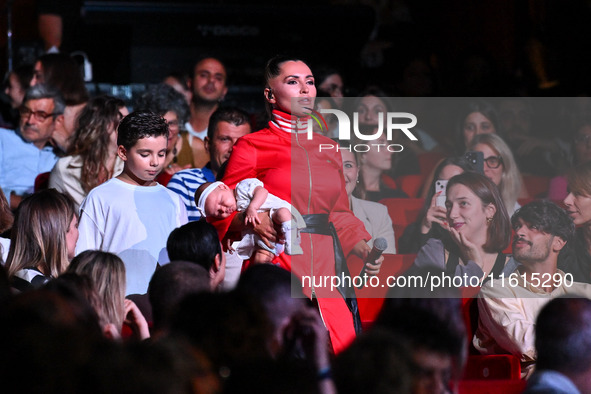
[49,95,128,209]
[467,133,525,216]
[409,172,517,282]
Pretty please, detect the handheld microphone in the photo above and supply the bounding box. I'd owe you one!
[356,237,387,289]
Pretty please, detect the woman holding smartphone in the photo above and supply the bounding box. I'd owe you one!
[409,172,517,282]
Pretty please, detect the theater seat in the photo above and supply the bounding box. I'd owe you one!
[522,175,550,198]
[379,198,425,247]
[458,379,526,394]
[395,174,424,198]
[418,151,446,175]
[463,355,522,380]
[34,172,51,192]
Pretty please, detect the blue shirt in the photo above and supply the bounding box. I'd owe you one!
[167,163,215,221]
[0,128,59,204]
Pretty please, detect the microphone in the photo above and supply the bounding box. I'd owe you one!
[356,237,387,289]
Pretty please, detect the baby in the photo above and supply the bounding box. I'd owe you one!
[195,179,306,263]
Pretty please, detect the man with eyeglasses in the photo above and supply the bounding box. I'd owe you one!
[0,84,64,209]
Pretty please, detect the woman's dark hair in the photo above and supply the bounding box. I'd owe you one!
[166,221,222,271]
[446,172,511,253]
[70,95,126,192]
[135,83,190,126]
[455,99,498,154]
[263,55,309,117]
[36,53,89,105]
[6,64,34,91]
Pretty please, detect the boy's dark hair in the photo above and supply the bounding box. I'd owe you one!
[117,110,169,150]
[511,200,575,242]
[166,221,221,271]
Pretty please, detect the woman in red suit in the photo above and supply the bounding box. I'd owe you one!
[211,56,382,352]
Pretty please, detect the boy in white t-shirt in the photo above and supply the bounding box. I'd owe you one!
[76,110,188,295]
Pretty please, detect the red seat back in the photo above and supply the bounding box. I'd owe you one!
[379,198,425,247]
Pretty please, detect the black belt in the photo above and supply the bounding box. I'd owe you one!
[301,214,362,334]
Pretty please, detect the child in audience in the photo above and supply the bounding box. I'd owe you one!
[195,179,305,263]
[76,110,188,295]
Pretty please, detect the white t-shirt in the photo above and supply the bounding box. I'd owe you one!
[76,178,188,295]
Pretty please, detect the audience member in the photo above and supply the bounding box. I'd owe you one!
[455,99,498,155]
[162,71,192,104]
[315,65,344,108]
[168,106,251,221]
[374,282,467,394]
[5,189,78,292]
[186,57,229,168]
[76,110,188,295]
[135,83,193,185]
[148,261,209,334]
[0,84,64,209]
[524,297,591,394]
[549,120,591,200]
[169,291,273,374]
[351,90,423,178]
[410,172,516,282]
[2,64,34,127]
[235,264,335,394]
[468,133,525,215]
[67,250,150,341]
[474,200,591,377]
[337,140,396,253]
[398,156,472,254]
[30,53,89,106]
[30,54,89,153]
[498,98,567,177]
[560,161,591,283]
[49,95,128,208]
[333,328,412,394]
[0,186,13,263]
[166,221,226,291]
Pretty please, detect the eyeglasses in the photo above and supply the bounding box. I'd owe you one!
[484,155,503,169]
[166,120,180,129]
[574,134,591,144]
[19,107,60,122]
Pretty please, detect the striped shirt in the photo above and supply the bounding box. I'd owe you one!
[167,164,216,221]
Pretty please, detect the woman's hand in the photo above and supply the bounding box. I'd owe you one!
[351,240,384,276]
[421,191,448,234]
[448,227,483,269]
[123,299,150,341]
[252,211,278,247]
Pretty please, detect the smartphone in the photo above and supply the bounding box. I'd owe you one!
[435,179,448,207]
[464,151,485,175]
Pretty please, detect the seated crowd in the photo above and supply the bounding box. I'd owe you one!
[2,51,591,394]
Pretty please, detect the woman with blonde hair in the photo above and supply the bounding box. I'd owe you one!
[5,189,78,291]
[467,133,525,216]
[49,95,128,208]
[67,250,150,340]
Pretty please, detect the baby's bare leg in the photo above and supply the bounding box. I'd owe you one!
[272,207,292,225]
